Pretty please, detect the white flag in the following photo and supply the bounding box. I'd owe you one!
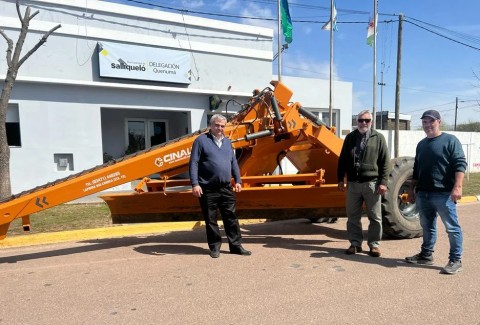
[322,3,337,31]
[366,15,377,46]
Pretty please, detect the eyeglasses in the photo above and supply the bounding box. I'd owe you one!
[358,119,371,123]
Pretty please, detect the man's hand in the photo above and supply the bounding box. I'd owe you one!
[338,182,346,192]
[377,184,387,195]
[407,188,416,203]
[451,185,462,203]
[192,185,203,198]
[234,183,242,193]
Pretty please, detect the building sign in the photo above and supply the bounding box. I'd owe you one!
[98,42,191,84]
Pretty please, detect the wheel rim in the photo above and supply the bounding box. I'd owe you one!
[397,180,418,221]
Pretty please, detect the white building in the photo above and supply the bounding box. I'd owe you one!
[1,0,353,194]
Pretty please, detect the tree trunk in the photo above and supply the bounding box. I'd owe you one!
[0,1,61,200]
[0,70,15,199]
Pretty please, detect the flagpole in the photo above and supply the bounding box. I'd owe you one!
[372,0,377,128]
[328,0,334,128]
[277,0,282,81]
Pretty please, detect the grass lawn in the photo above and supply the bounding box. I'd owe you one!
[5,172,480,237]
[463,171,480,197]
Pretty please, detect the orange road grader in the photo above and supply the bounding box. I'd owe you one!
[0,81,421,241]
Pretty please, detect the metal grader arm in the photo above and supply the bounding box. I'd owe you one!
[0,80,345,240]
[101,81,346,224]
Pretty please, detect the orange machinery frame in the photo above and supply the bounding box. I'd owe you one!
[0,81,345,240]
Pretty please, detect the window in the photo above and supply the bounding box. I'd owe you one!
[6,104,21,147]
[310,110,338,127]
[125,119,168,154]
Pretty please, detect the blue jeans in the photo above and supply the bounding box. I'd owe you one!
[416,191,463,261]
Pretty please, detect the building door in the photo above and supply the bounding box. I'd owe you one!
[149,120,167,146]
[125,118,168,154]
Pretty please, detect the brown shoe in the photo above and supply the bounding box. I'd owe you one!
[345,245,362,255]
[369,247,381,257]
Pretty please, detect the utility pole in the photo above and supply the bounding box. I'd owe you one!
[328,0,334,128]
[372,0,378,128]
[378,65,386,130]
[394,13,403,158]
[454,97,458,131]
[277,0,282,81]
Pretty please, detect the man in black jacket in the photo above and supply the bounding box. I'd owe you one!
[337,110,389,257]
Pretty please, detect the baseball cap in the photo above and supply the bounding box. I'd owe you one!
[420,109,441,120]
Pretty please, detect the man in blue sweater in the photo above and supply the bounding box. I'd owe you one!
[189,114,251,258]
[406,110,467,274]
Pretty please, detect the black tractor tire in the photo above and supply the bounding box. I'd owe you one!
[382,156,422,239]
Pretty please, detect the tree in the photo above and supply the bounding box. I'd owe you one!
[456,121,480,132]
[0,1,61,199]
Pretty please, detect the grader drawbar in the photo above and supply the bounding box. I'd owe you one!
[0,81,422,241]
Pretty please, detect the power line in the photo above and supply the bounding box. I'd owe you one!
[115,1,480,53]
[406,16,480,45]
[105,0,480,104]
[404,19,480,51]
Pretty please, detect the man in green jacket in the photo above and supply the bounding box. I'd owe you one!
[337,110,389,257]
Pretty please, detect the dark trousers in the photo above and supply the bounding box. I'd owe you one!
[199,186,242,251]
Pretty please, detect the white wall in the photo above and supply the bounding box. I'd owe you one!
[379,130,480,174]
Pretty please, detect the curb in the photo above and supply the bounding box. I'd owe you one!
[1,196,479,248]
[458,195,480,203]
[0,219,266,248]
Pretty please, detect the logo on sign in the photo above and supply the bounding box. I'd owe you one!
[155,148,192,167]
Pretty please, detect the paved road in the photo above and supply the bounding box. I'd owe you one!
[1,202,479,325]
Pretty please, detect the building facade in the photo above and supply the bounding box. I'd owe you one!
[1,0,352,194]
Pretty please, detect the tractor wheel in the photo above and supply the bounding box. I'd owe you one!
[382,157,422,239]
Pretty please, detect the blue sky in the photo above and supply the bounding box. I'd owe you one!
[103,0,480,128]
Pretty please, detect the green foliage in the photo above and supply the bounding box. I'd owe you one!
[463,172,480,197]
[456,121,480,132]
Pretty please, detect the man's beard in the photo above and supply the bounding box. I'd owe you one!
[358,126,369,134]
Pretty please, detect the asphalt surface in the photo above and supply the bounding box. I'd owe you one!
[0,201,479,325]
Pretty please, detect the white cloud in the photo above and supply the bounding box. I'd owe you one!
[181,0,204,9]
[239,3,276,30]
[352,90,371,113]
[358,62,372,72]
[218,0,237,11]
[303,26,312,35]
[282,52,338,80]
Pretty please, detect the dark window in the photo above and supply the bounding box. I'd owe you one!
[6,122,21,146]
[7,105,21,147]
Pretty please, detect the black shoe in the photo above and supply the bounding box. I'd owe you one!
[345,245,362,255]
[230,246,252,256]
[369,247,381,257]
[405,253,433,265]
[209,249,220,258]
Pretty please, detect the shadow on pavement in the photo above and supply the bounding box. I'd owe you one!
[0,218,434,272]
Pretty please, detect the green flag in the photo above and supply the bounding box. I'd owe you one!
[280,0,293,44]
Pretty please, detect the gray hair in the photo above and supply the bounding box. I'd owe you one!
[210,114,227,126]
[357,110,372,121]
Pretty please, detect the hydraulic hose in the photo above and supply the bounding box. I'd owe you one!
[298,106,329,129]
